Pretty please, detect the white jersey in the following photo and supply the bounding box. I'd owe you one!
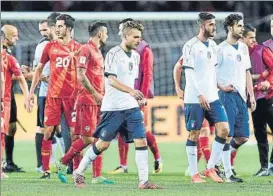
[33,38,50,97]
[216,41,251,102]
[183,37,219,104]
[101,45,140,111]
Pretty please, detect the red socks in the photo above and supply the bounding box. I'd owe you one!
[41,139,52,171]
[62,138,86,166]
[146,131,160,160]
[92,154,102,178]
[231,150,237,167]
[198,136,211,163]
[118,133,129,166]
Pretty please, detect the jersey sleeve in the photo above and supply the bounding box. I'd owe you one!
[9,56,22,77]
[77,46,91,69]
[182,43,195,69]
[262,47,273,69]
[40,42,51,67]
[104,51,118,77]
[217,47,224,67]
[243,45,251,70]
[140,47,153,97]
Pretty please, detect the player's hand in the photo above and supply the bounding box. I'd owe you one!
[220,85,235,92]
[26,93,35,113]
[93,93,103,105]
[129,90,144,100]
[175,86,184,100]
[262,70,269,79]
[260,81,270,91]
[137,98,147,108]
[198,95,210,110]
[40,75,49,83]
[1,102,4,112]
[249,95,256,112]
[21,65,30,73]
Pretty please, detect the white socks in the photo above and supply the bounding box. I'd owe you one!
[76,145,98,175]
[207,137,226,169]
[50,142,57,164]
[135,147,149,185]
[186,146,198,176]
[222,144,233,178]
[56,136,65,157]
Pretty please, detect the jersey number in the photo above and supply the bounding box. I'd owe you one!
[56,57,70,68]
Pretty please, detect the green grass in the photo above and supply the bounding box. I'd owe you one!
[2,141,273,196]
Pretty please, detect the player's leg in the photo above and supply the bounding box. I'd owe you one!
[184,104,205,183]
[125,108,162,189]
[73,110,123,188]
[108,132,129,174]
[199,119,211,163]
[41,97,62,179]
[266,98,273,176]
[1,108,8,179]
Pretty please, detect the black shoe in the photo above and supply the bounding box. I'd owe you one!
[215,165,225,179]
[4,163,25,173]
[40,171,51,179]
[268,167,273,176]
[253,168,268,177]
[231,168,238,176]
[226,175,244,183]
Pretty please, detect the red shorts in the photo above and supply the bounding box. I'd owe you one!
[44,97,76,127]
[2,101,11,133]
[74,104,100,137]
[141,105,148,127]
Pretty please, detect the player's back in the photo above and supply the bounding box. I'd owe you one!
[77,42,104,105]
[216,41,251,101]
[101,45,140,111]
[41,39,81,98]
[183,37,218,104]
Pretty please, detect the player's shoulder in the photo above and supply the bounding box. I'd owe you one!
[132,49,140,57]
[184,37,199,47]
[238,41,249,55]
[218,41,229,49]
[107,45,123,55]
[209,39,217,46]
[73,40,82,48]
[6,54,19,67]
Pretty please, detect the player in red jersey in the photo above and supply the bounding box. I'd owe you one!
[28,14,81,179]
[57,21,113,184]
[109,18,163,175]
[1,29,29,178]
[173,56,213,177]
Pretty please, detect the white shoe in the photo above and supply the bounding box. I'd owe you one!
[36,166,43,173]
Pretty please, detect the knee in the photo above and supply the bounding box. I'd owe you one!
[7,122,16,136]
[82,136,94,145]
[188,131,200,141]
[134,138,147,147]
[234,137,248,145]
[43,126,54,140]
[96,140,110,151]
[216,123,229,138]
[200,127,210,137]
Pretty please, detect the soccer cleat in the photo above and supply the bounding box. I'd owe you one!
[203,168,224,183]
[225,175,244,183]
[215,165,225,179]
[91,176,115,184]
[56,161,68,183]
[1,171,9,179]
[268,167,273,176]
[191,173,206,183]
[36,166,43,173]
[153,160,163,174]
[254,168,268,177]
[40,171,50,179]
[138,181,163,189]
[4,162,25,173]
[108,166,128,174]
[73,172,85,188]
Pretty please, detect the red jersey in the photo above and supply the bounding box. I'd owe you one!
[40,39,81,98]
[76,41,104,105]
[2,50,22,102]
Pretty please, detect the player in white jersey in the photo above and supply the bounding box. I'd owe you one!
[73,21,162,189]
[182,12,230,183]
[216,14,256,182]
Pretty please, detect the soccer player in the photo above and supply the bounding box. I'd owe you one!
[109,18,163,175]
[242,24,273,176]
[216,14,256,182]
[173,56,212,175]
[182,12,230,183]
[28,14,81,179]
[57,21,113,185]
[1,24,25,173]
[73,21,161,189]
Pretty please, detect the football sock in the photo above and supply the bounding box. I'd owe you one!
[118,133,129,167]
[186,139,198,176]
[222,143,233,178]
[93,154,102,178]
[199,136,211,163]
[42,139,52,171]
[207,136,226,169]
[135,146,149,185]
[146,131,161,160]
[35,133,44,167]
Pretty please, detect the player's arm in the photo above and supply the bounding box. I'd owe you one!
[173,56,184,99]
[1,71,4,112]
[262,47,273,88]
[140,47,153,98]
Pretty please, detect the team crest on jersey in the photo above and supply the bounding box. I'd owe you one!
[85,126,91,132]
[190,120,196,128]
[236,54,242,62]
[129,62,133,71]
[207,51,212,59]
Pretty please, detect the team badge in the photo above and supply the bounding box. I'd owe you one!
[190,120,196,128]
[129,62,133,71]
[236,54,241,62]
[207,51,212,59]
[85,126,90,132]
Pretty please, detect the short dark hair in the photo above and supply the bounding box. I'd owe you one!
[243,24,256,37]
[119,18,134,25]
[88,22,107,37]
[47,12,61,27]
[39,19,48,25]
[56,14,76,29]
[223,14,243,33]
[1,30,5,41]
[197,12,215,24]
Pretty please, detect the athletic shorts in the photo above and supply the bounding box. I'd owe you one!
[3,101,11,133]
[74,104,100,137]
[9,97,17,124]
[219,91,250,137]
[44,97,76,127]
[37,97,46,127]
[93,107,145,143]
[184,99,228,131]
[141,105,148,127]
